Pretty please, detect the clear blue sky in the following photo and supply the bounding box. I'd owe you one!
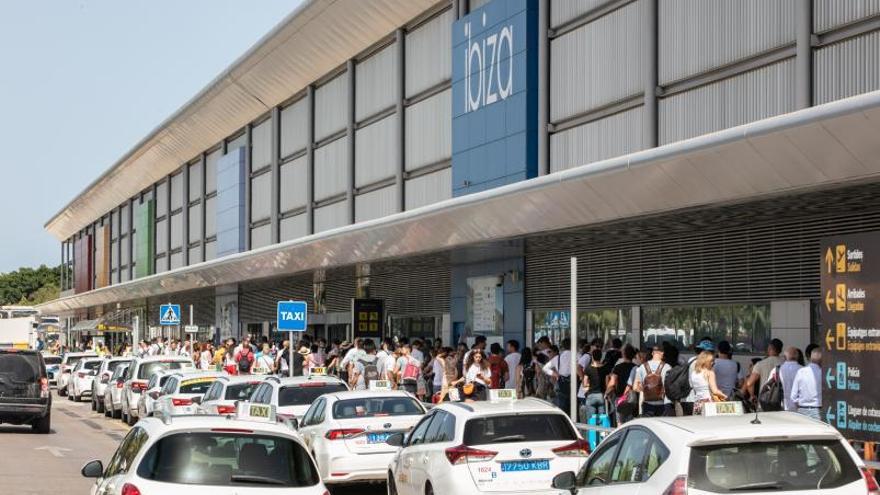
[0,0,299,273]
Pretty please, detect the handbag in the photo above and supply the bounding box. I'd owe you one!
[463,383,475,395]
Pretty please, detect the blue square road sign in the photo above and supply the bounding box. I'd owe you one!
[159,304,181,326]
[277,301,308,332]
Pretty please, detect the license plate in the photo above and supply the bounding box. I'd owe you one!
[500,460,550,472]
[367,432,392,444]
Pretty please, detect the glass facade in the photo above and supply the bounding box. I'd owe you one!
[641,304,771,353]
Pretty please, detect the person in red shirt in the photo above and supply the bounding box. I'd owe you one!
[234,336,256,375]
[487,342,509,389]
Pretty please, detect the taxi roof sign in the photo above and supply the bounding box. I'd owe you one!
[235,401,277,423]
[488,389,517,402]
[701,401,744,417]
[308,367,327,376]
[368,380,392,391]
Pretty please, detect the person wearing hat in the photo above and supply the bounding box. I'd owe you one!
[689,342,727,415]
[679,338,716,415]
[290,342,308,377]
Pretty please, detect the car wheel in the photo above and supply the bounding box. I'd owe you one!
[112,406,121,420]
[58,386,66,397]
[126,410,136,426]
[91,397,97,411]
[33,413,50,434]
[96,397,104,414]
[424,482,433,495]
[388,473,398,495]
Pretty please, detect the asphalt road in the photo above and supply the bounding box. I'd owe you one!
[0,390,384,495]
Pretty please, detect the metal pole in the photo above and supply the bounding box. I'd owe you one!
[289,331,294,378]
[570,257,578,421]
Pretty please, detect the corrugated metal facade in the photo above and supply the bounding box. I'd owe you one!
[314,73,349,142]
[356,43,398,121]
[550,106,647,172]
[658,0,796,84]
[405,89,451,170]
[355,185,397,223]
[279,156,309,213]
[551,0,611,28]
[250,172,271,222]
[314,137,349,201]
[251,118,272,170]
[313,200,349,233]
[405,168,452,210]
[814,0,880,33]
[659,59,796,144]
[405,9,453,98]
[355,114,399,187]
[280,213,308,242]
[551,0,647,121]
[814,31,880,104]
[280,98,308,159]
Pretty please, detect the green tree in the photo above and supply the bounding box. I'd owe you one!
[0,265,61,306]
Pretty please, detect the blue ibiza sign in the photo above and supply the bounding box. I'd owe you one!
[452,0,538,196]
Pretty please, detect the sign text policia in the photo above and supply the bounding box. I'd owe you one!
[820,233,880,442]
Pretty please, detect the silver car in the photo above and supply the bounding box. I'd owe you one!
[91,358,131,413]
[102,363,130,419]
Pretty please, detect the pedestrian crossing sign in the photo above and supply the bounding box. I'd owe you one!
[159,304,181,326]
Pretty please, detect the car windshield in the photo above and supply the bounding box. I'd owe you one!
[463,414,578,445]
[112,366,129,379]
[689,440,861,492]
[225,382,261,401]
[331,397,424,419]
[0,353,41,382]
[83,361,102,372]
[43,356,62,365]
[107,360,129,373]
[278,383,348,406]
[136,432,319,487]
[179,377,218,394]
[65,355,91,367]
[138,361,191,380]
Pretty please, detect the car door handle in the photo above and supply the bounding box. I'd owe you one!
[422,456,429,464]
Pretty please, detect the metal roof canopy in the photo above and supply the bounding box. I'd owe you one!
[37,90,880,314]
[44,0,439,241]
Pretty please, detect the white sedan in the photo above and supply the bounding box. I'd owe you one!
[199,375,267,415]
[550,406,880,495]
[69,357,104,402]
[92,358,132,413]
[387,392,588,495]
[152,371,225,417]
[81,403,328,495]
[298,388,427,485]
[102,363,129,419]
[249,374,349,424]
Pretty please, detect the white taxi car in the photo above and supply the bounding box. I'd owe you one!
[69,357,104,402]
[57,352,98,396]
[81,402,328,495]
[136,369,172,420]
[387,391,588,495]
[102,363,130,419]
[297,384,427,485]
[153,371,225,417]
[122,356,193,426]
[92,358,132,413]
[199,375,267,415]
[249,372,349,423]
[550,404,880,495]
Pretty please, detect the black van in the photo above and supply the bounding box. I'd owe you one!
[0,348,51,433]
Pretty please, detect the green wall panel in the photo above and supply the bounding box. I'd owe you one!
[135,200,155,278]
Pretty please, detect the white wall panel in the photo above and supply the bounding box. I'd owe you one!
[551,1,647,121]
[356,114,399,187]
[205,148,221,194]
[659,0,796,84]
[250,172,271,222]
[550,106,647,172]
[170,252,183,270]
[170,172,183,211]
[156,219,167,254]
[355,185,397,223]
[188,246,202,265]
[280,98,308,158]
[356,44,398,121]
[188,205,201,244]
[188,162,202,201]
[814,0,880,32]
[227,133,247,152]
[405,167,452,210]
[205,196,216,238]
[314,137,349,201]
[551,0,611,28]
[250,224,271,250]
[170,212,183,249]
[405,89,451,171]
[315,74,349,142]
[251,118,272,170]
[156,180,168,218]
[814,32,880,105]
[280,156,308,213]
[314,200,349,233]
[280,214,308,241]
[406,9,453,97]
[204,240,216,261]
[659,59,796,144]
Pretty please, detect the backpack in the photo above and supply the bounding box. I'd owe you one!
[359,357,380,387]
[758,365,784,412]
[664,359,694,401]
[402,358,420,382]
[238,348,252,373]
[642,363,666,402]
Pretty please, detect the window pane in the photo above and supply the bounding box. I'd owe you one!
[611,429,652,483]
[279,383,348,407]
[250,172,271,222]
[463,414,577,445]
[204,240,216,261]
[170,172,183,211]
[331,397,424,419]
[155,219,167,254]
[111,210,119,238]
[188,205,202,244]
[641,305,771,353]
[205,148,221,194]
[155,181,168,218]
[189,162,202,202]
[205,196,216,237]
[170,212,182,250]
[188,246,201,265]
[227,132,246,152]
[251,118,272,170]
[250,223,271,250]
[169,251,183,270]
[121,204,130,232]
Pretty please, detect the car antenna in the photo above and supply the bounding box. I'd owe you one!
[750,402,761,425]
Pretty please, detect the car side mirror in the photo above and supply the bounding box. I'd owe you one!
[386,432,404,447]
[552,471,577,494]
[288,417,299,430]
[149,391,160,400]
[81,460,103,478]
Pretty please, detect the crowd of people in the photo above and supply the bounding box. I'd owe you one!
[56,332,824,424]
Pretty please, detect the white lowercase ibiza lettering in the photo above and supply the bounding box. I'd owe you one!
[464,12,513,113]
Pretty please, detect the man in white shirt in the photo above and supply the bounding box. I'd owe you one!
[779,347,804,412]
[543,340,573,413]
[503,340,521,389]
[410,339,425,364]
[790,348,823,421]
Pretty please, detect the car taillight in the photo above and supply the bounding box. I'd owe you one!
[131,382,146,392]
[325,428,365,440]
[444,445,497,465]
[77,372,86,378]
[40,377,49,398]
[552,438,591,457]
[171,398,192,406]
[662,475,688,495]
[217,405,236,414]
[116,380,124,389]
[863,468,880,494]
[121,483,141,495]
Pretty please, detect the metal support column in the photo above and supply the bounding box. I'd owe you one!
[270,108,281,244]
[199,153,207,262]
[182,163,190,266]
[453,0,460,20]
[164,180,171,271]
[346,59,356,224]
[243,125,253,252]
[644,0,658,148]
[537,0,550,176]
[306,85,315,235]
[795,0,813,109]
[395,29,406,213]
[127,198,135,280]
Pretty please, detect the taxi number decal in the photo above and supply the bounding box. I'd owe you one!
[181,378,215,386]
[249,404,271,418]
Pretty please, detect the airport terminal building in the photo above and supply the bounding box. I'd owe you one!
[41,0,880,354]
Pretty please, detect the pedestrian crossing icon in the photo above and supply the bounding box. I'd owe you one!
[159,304,181,326]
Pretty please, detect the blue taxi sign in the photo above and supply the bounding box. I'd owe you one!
[277,301,307,332]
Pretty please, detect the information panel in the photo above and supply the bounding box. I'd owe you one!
[820,233,880,441]
[352,299,384,339]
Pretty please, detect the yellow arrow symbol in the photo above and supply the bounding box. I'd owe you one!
[825,247,833,274]
[825,290,835,312]
[826,329,834,351]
